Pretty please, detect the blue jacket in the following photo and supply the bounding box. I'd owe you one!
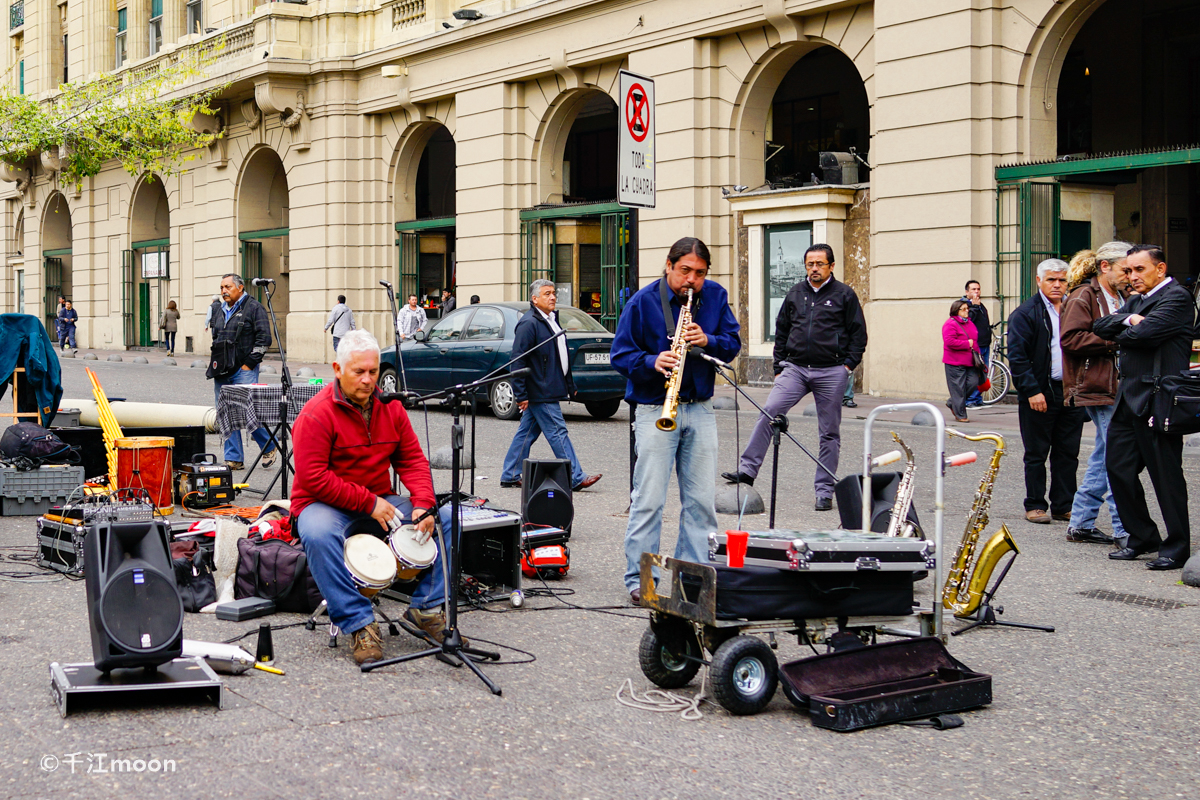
[511,305,574,403]
[0,314,63,423]
[611,278,741,405]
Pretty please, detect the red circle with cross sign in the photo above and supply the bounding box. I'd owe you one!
[625,83,649,143]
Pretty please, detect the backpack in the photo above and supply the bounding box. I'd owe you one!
[0,421,80,469]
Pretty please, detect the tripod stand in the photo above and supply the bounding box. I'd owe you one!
[361,371,522,695]
[241,279,294,500]
[950,553,1055,636]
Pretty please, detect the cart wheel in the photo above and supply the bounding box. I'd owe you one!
[639,626,701,689]
[710,636,779,715]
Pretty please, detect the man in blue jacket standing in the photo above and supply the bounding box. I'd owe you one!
[612,237,741,604]
[499,280,602,491]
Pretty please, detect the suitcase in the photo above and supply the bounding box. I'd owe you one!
[708,529,936,572]
[778,637,992,731]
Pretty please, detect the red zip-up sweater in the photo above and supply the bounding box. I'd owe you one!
[290,382,435,521]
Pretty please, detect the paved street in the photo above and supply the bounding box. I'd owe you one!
[1,351,1198,798]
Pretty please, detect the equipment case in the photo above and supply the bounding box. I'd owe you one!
[709,529,935,572]
[37,516,88,575]
[778,637,992,731]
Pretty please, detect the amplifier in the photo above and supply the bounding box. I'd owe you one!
[37,517,88,575]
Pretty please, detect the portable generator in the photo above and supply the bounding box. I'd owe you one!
[520,525,570,579]
[174,453,235,509]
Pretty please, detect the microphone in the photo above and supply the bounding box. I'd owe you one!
[696,352,731,370]
[379,280,393,289]
[251,277,273,287]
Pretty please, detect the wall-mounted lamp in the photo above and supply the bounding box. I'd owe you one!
[452,9,484,20]
[381,64,408,79]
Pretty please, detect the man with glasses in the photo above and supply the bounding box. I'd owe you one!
[722,243,867,511]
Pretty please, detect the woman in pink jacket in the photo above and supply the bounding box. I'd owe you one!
[942,299,980,423]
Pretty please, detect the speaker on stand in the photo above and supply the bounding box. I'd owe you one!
[84,519,184,673]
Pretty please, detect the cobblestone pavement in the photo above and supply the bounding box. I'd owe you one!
[0,351,1196,798]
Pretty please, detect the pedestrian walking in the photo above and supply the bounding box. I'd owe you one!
[1007,259,1086,524]
[499,279,601,492]
[963,280,992,407]
[1095,245,1195,570]
[56,301,78,351]
[942,299,979,423]
[1060,242,1132,549]
[397,294,427,340]
[204,294,219,332]
[721,243,866,512]
[470,295,481,305]
[324,295,356,351]
[159,300,180,355]
[207,274,277,471]
[612,237,741,604]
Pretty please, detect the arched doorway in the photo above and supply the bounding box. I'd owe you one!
[525,89,628,329]
[237,147,289,349]
[127,176,170,348]
[41,193,72,340]
[394,123,456,316]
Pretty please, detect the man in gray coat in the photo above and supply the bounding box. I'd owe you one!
[324,295,356,351]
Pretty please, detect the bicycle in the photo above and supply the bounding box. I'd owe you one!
[979,321,1012,405]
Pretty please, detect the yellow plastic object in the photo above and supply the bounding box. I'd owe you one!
[85,367,124,487]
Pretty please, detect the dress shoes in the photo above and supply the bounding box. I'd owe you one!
[629,587,641,606]
[499,479,522,488]
[1146,556,1186,571]
[721,471,755,487]
[814,497,833,512]
[1024,509,1051,524]
[1108,546,1156,561]
[1051,512,1071,522]
[573,474,602,491]
[1066,527,1114,545]
[954,416,970,423]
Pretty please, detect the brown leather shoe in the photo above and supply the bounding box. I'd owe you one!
[629,587,641,606]
[574,474,602,491]
[404,607,467,648]
[349,622,383,665]
[1025,509,1051,524]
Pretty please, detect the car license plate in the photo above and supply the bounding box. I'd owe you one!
[584,352,610,365]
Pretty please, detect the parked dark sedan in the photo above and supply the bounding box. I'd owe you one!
[379,302,625,420]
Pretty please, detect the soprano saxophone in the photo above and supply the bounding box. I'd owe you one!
[941,429,1019,618]
[884,432,920,537]
[656,288,693,432]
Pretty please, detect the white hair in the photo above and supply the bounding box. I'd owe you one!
[530,278,555,298]
[1095,240,1134,266]
[335,329,381,365]
[1036,258,1069,279]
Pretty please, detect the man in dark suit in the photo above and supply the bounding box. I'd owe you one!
[1094,245,1195,570]
[1007,259,1088,524]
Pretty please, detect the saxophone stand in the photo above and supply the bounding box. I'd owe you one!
[950,554,1055,636]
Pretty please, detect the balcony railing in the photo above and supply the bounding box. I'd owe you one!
[122,20,257,86]
[10,0,23,30]
[391,0,425,29]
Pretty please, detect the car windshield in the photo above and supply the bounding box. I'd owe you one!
[557,307,608,332]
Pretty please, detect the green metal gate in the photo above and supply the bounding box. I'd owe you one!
[519,220,556,291]
[599,212,629,332]
[995,180,1060,317]
[121,250,134,346]
[241,241,263,301]
[398,232,419,302]
[138,283,151,346]
[43,256,62,338]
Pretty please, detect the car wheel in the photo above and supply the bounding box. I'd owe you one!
[584,399,621,419]
[489,377,519,420]
[379,367,398,395]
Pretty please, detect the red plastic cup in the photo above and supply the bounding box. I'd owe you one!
[726,530,750,568]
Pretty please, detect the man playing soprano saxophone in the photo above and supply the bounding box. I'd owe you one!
[611,237,741,605]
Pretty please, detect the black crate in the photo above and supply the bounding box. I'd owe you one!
[37,517,88,575]
[778,637,992,732]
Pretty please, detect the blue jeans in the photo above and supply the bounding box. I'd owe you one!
[298,495,453,634]
[1070,404,1127,539]
[60,325,76,349]
[967,351,988,406]
[163,331,176,352]
[214,366,276,463]
[623,400,718,591]
[500,401,587,486]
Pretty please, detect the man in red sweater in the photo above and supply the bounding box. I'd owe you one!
[292,329,453,665]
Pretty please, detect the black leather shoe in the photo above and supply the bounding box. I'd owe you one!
[814,497,833,512]
[1146,557,1186,571]
[499,479,522,488]
[1066,527,1114,545]
[721,471,755,487]
[1109,546,1155,561]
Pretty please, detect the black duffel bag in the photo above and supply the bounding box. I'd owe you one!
[0,421,80,468]
[170,540,217,613]
[1151,368,1200,435]
[235,536,323,613]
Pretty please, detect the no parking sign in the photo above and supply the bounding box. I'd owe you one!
[618,70,655,208]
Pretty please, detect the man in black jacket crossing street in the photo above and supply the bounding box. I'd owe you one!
[499,280,601,491]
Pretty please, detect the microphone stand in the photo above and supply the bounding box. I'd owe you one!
[701,355,837,526]
[361,368,530,695]
[380,282,409,394]
[243,280,294,499]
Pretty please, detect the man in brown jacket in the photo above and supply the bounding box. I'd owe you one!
[1060,241,1132,548]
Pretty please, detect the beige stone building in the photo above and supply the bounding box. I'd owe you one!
[1,0,1195,397]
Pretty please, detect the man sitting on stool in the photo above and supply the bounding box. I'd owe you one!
[291,329,454,665]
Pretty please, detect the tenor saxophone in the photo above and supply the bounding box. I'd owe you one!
[941,429,1019,618]
[656,288,693,432]
[884,432,920,537]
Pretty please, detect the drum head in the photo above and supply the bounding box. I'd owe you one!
[344,534,397,585]
[389,525,437,568]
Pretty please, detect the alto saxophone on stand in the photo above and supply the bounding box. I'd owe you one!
[656,288,693,432]
[884,432,920,537]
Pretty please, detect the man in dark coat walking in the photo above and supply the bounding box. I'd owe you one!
[498,279,600,491]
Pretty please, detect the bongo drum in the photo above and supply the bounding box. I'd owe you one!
[343,534,398,597]
[114,436,175,514]
[388,525,437,581]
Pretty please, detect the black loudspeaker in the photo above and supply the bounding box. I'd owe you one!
[521,458,574,531]
[834,473,922,534]
[84,520,184,672]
